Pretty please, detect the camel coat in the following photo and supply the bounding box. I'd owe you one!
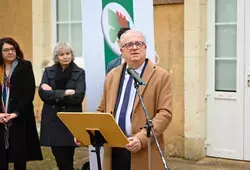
[97,59,173,170]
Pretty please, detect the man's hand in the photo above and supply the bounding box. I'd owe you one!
[41,84,52,90]
[65,89,75,96]
[4,113,17,123]
[126,136,142,153]
[74,138,82,146]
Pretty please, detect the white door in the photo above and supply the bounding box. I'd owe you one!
[244,0,250,161]
[206,0,245,160]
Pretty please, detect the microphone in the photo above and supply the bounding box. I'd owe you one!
[127,67,146,86]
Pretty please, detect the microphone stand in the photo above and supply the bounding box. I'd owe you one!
[134,81,170,170]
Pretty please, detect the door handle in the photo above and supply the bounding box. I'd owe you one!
[248,74,250,87]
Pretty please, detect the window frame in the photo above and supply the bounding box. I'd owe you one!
[214,0,237,92]
[51,0,84,68]
[206,0,244,100]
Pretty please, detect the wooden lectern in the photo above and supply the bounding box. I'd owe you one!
[57,112,129,170]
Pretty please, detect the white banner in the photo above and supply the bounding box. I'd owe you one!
[82,0,155,169]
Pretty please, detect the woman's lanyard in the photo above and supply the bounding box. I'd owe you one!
[2,73,10,113]
[1,60,18,113]
[1,60,18,149]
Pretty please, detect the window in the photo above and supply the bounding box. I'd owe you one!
[55,0,83,66]
[215,0,237,92]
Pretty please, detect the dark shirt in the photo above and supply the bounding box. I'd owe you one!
[107,57,122,73]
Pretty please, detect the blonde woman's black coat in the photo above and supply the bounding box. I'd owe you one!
[39,62,86,146]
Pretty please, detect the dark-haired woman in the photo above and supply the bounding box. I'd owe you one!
[0,37,42,170]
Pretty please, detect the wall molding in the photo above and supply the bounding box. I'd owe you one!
[154,0,184,5]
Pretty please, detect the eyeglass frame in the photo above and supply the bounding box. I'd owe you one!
[2,48,16,53]
[121,41,146,50]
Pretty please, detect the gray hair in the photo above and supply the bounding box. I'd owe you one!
[52,42,75,63]
[119,30,147,47]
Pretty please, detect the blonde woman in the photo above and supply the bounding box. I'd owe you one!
[39,42,86,170]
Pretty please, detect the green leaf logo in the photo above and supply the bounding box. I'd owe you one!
[108,9,130,43]
[101,2,134,55]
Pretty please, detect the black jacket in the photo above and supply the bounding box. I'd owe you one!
[39,62,86,146]
[0,60,43,167]
[107,57,122,73]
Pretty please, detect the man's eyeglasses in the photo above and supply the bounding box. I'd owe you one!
[122,41,145,50]
[2,48,16,53]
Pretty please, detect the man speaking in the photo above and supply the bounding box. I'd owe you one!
[97,30,173,170]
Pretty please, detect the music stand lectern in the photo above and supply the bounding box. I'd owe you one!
[57,112,129,170]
